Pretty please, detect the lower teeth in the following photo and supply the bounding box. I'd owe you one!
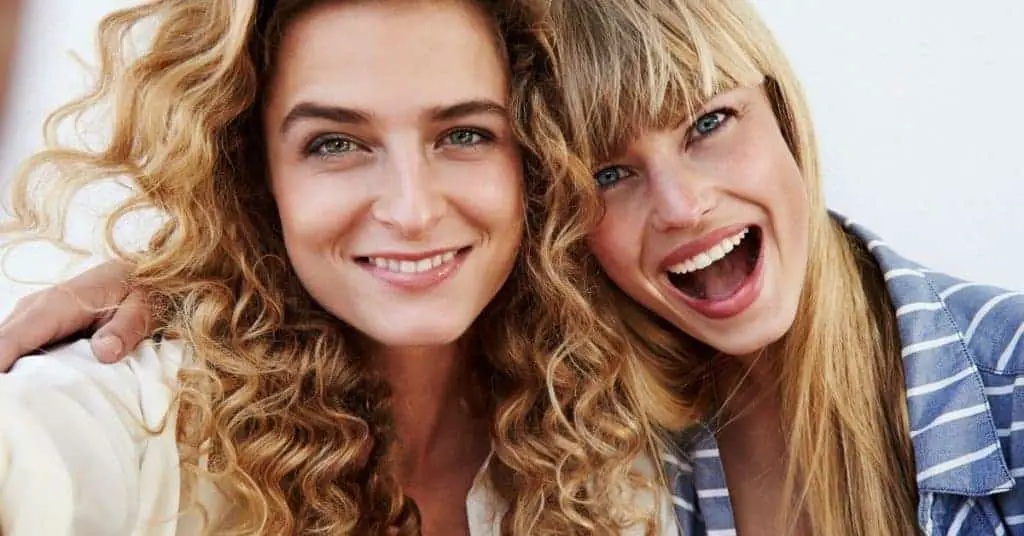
[668,230,760,300]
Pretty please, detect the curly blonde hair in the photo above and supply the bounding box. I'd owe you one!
[4,0,680,534]
[523,0,919,534]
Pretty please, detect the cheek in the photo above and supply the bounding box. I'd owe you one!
[272,171,364,256]
[762,141,810,248]
[723,127,809,229]
[453,158,525,246]
[587,200,644,283]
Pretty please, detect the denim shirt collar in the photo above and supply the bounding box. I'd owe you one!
[836,213,1013,496]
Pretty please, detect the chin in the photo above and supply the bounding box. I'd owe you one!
[702,329,785,357]
[365,322,471,349]
[691,305,796,357]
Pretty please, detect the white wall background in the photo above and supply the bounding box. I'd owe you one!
[1,0,1022,319]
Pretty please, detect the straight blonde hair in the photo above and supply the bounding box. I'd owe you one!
[518,0,920,533]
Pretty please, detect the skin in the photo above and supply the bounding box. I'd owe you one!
[588,85,811,535]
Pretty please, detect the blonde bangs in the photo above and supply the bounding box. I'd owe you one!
[545,0,769,164]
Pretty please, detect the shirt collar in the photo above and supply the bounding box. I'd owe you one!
[836,212,1013,496]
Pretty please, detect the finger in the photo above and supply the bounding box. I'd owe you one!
[0,288,98,371]
[0,262,133,371]
[90,289,153,363]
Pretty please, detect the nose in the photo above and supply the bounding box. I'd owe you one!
[647,161,714,232]
[371,151,446,239]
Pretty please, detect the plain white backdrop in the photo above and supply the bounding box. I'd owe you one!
[1,1,1022,319]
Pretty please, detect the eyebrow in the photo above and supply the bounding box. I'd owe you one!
[428,99,508,122]
[280,103,370,135]
[279,99,508,135]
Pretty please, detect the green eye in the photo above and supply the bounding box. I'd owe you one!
[443,129,490,147]
[308,135,358,157]
[594,166,631,188]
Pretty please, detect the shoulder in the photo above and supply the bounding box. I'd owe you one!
[0,338,186,535]
[3,338,187,428]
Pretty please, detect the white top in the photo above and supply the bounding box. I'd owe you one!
[0,340,679,535]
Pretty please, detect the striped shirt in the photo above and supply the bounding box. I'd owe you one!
[665,215,1024,535]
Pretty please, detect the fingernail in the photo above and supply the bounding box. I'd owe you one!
[93,335,124,362]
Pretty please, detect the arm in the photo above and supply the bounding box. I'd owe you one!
[0,261,155,370]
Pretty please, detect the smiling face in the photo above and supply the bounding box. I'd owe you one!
[587,85,810,356]
[262,1,524,350]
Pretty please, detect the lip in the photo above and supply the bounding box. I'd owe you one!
[659,223,755,271]
[358,246,471,291]
[662,226,765,320]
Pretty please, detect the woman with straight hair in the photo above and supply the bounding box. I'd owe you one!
[528,1,1024,534]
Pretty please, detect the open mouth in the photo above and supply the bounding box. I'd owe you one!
[666,226,762,301]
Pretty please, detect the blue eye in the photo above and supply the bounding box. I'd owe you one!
[442,129,491,147]
[594,166,631,189]
[692,110,730,137]
[307,135,358,158]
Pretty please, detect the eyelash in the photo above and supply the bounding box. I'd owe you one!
[303,128,496,160]
[305,134,361,159]
[439,128,495,148]
[686,107,736,144]
[592,107,737,189]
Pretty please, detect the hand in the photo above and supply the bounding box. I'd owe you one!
[0,260,153,370]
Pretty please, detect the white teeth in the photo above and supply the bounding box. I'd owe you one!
[667,228,751,275]
[708,244,725,261]
[367,249,462,275]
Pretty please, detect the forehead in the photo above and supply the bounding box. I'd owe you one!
[268,1,509,116]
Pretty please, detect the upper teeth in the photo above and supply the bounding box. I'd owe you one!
[369,250,458,274]
[667,228,750,275]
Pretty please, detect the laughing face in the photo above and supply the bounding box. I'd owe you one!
[587,85,810,356]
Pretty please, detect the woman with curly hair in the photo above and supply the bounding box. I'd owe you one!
[0,0,680,534]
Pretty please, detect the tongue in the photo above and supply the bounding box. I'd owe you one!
[670,242,754,301]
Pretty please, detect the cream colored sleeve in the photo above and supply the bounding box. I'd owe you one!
[0,339,184,536]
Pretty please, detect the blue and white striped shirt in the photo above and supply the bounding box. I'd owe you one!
[665,216,1024,535]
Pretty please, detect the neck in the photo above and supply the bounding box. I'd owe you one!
[714,344,788,465]
[714,345,779,416]
[373,342,487,480]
